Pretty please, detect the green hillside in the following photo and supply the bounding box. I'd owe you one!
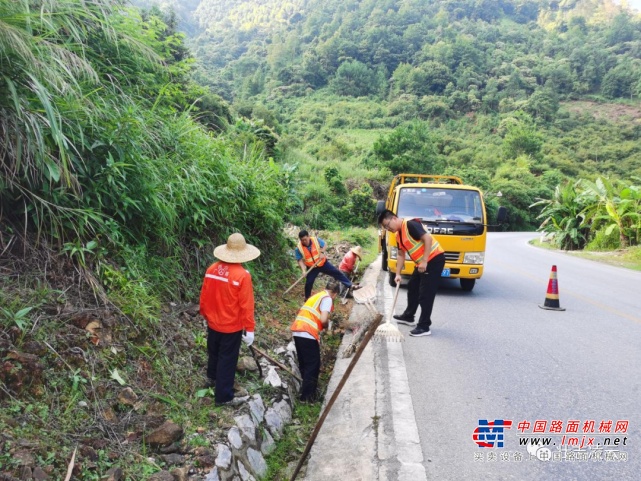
[175,0,641,239]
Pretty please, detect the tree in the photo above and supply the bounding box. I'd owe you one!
[525,88,559,121]
[502,118,543,159]
[369,121,442,174]
[330,60,377,97]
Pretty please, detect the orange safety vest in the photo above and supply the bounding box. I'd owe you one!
[290,290,334,341]
[396,219,444,265]
[298,237,327,267]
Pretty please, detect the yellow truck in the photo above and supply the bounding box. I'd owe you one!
[376,174,506,291]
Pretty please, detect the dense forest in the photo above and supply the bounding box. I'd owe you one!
[177,0,641,247]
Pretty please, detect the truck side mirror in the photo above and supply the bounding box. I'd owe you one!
[497,206,507,224]
[375,200,386,218]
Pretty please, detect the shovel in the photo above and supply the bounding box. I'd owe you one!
[282,258,323,298]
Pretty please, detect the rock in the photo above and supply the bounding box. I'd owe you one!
[146,421,183,448]
[237,461,256,481]
[78,401,88,408]
[274,347,286,355]
[264,408,283,440]
[13,450,35,467]
[117,387,138,406]
[263,367,282,388]
[234,386,249,397]
[101,466,123,481]
[246,448,267,478]
[170,466,189,481]
[204,468,220,481]
[196,455,216,469]
[20,466,32,480]
[248,395,265,424]
[260,428,275,456]
[227,427,243,450]
[147,471,174,481]
[160,453,184,466]
[215,444,232,469]
[32,467,48,480]
[234,415,256,444]
[193,447,215,458]
[285,341,296,355]
[102,407,117,422]
[159,442,179,454]
[236,357,258,373]
[274,400,292,424]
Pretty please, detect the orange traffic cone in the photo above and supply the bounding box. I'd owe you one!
[539,265,565,311]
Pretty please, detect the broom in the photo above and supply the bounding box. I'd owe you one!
[373,280,403,341]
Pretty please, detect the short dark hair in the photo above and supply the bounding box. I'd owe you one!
[325,280,341,294]
[298,230,309,239]
[377,209,395,225]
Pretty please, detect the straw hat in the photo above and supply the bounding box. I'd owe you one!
[350,246,363,259]
[214,233,260,263]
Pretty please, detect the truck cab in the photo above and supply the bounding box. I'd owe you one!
[376,174,506,291]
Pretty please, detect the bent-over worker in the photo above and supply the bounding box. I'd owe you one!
[294,230,358,300]
[290,280,341,402]
[378,209,445,337]
[339,245,363,276]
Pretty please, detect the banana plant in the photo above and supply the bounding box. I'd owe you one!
[579,177,641,249]
[531,180,589,250]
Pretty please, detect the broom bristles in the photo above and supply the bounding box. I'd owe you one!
[374,322,404,341]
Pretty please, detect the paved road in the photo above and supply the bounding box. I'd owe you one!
[305,232,640,480]
[398,232,641,480]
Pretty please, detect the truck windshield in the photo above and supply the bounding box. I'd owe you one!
[397,187,484,223]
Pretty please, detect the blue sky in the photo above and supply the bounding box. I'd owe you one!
[626,0,641,11]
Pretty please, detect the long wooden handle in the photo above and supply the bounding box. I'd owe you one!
[282,258,323,297]
[290,314,383,481]
[388,281,401,323]
[251,345,302,382]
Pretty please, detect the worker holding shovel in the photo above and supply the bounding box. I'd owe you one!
[295,230,359,300]
[290,280,341,402]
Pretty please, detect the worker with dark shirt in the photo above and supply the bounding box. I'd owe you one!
[377,209,445,337]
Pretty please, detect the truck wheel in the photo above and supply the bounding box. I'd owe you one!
[389,272,397,287]
[460,278,475,291]
[381,242,388,271]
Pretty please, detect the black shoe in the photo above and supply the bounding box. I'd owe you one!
[215,396,249,407]
[393,314,415,326]
[409,327,431,337]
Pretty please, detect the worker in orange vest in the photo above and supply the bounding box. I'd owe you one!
[200,233,260,405]
[295,230,359,300]
[290,280,341,402]
[378,209,445,337]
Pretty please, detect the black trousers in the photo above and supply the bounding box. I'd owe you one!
[305,261,352,299]
[294,336,321,402]
[207,328,243,404]
[402,253,445,330]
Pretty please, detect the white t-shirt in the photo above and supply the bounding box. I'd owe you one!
[292,297,333,341]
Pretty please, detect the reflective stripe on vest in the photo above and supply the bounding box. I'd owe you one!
[398,219,444,264]
[298,237,327,267]
[290,290,332,341]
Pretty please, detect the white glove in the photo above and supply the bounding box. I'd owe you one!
[242,331,255,347]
